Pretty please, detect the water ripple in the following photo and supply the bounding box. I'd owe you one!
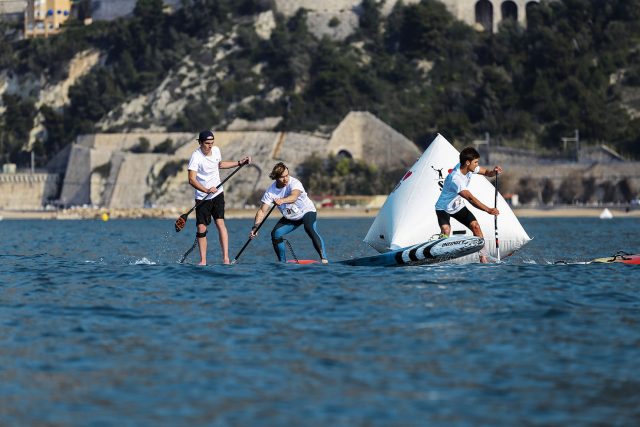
[0,218,639,425]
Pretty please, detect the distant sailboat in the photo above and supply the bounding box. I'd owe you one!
[599,208,613,219]
[364,134,531,260]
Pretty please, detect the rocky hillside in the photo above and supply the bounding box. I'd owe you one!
[1,0,640,171]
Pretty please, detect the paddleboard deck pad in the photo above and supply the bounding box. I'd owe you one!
[340,236,485,267]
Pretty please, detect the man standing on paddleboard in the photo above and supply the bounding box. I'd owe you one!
[188,130,250,265]
[249,162,328,264]
[435,147,502,263]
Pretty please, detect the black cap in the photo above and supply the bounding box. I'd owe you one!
[198,130,214,141]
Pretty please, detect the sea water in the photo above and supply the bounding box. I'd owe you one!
[0,217,639,426]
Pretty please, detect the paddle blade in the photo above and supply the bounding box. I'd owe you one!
[175,215,187,232]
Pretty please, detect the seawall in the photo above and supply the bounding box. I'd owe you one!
[0,173,59,210]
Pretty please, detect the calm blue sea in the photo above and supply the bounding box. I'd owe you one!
[1,216,639,426]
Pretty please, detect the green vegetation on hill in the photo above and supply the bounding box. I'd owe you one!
[297,153,406,196]
[1,0,640,168]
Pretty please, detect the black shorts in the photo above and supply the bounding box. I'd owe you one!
[436,207,477,230]
[195,193,225,226]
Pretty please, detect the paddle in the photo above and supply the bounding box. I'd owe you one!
[175,162,246,232]
[231,203,277,264]
[494,172,500,262]
[178,237,198,264]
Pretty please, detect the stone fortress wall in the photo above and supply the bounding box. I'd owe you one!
[52,112,421,210]
[59,132,195,209]
[2,110,639,211]
[0,173,59,209]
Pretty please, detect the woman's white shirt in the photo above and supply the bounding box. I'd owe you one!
[261,177,316,220]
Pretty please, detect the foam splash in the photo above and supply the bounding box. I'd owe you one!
[131,257,157,265]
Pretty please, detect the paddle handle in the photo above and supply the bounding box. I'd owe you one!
[494,173,500,262]
[232,204,277,264]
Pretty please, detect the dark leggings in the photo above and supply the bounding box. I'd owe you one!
[271,211,326,262]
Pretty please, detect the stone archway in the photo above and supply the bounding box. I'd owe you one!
[475,0,493,32]
[501,1,517,21]
[337,149,353,159]
[525,1,541,27]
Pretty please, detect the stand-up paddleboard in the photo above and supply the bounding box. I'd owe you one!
[591,251,640,265]
[364,134,531,261]
[286,259,320,265]
[339,236,484,267]
[554,251,640,265]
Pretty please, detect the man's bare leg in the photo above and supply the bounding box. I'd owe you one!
[215,219,230,264]
[469,220,488,263]
[197,224,207,265]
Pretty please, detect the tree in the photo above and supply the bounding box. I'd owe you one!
[133,0,165,29]
[130,137,151,153]
[0,94,36,165]
[384,0,455,60]
[541,178,555,205]
[358,0,382,41]
[40,105,69,161]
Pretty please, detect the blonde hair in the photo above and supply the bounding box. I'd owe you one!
[269,162,288,180]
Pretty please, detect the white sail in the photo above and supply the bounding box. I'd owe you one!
[364,134,531,259]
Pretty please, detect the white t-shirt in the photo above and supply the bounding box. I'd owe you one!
[261,176,316,220]
[435,163,473,214]
[187,146,223,200]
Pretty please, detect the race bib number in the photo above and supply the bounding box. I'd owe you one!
[286,204,300,216]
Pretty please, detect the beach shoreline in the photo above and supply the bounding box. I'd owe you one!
[1,206,638,220]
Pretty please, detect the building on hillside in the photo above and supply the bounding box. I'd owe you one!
[16,1,544,36]
[24,0,71,38]
[0,0,26,21]
[275,0,542,35]
[438,0,542,32]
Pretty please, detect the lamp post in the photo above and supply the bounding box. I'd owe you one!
[561,129,579,161]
